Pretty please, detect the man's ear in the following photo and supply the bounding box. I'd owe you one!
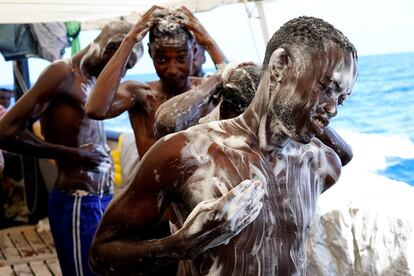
[268,48,289,83]
[104,42,117,57]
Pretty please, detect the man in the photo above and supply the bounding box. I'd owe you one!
[0,88,14,110]
[89,16,358,275]
[191,43,207,77]
[0,21,142,276]
[85,6,227,159]
[155,64,353,166]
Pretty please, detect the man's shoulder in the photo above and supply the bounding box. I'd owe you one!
[189,76,204,87]
[48,59,73,74]
[36,59,74,85]
[135,132,190,183]
[150,125,217,159]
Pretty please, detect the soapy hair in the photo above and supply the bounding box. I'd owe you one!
[263,16,357,70]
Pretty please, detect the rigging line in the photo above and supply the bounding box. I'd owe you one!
[243,2,262,63]
[13,61,29,93]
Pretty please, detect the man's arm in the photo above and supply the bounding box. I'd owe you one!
[179,6,228,66]
[0,62,104,167]
[154,74,223,139]
[154,63,237,139]
[316,126,353,166]
[90,134,264,275]
[85,6,162,120]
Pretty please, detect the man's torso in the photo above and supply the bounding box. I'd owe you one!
[168,121,337,275]
[40,62,112,193]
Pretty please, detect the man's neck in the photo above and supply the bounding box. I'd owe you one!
[237,69,290,157]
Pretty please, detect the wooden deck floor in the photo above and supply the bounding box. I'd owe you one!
[0,225,61,276]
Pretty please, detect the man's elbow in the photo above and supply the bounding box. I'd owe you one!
[153,121,170,140]
[85,105,108,120]
[154,113,176,140]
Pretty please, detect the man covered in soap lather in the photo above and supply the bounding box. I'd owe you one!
[90,16,358,275]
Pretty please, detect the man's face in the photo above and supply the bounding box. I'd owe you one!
[0,91,13,109]
[270,44,358,143]
[150,40,194,90]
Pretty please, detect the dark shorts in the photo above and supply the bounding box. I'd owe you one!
[48,188,112,276]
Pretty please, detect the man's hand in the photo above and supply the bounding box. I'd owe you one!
[130,5,166,41]
[216,61,239,84]
[77,144,112,170]
[181,179,264,256]
[176,6,212,46]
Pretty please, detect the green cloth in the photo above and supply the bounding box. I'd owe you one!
[65,21,81,56]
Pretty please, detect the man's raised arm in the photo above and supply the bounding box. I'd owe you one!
[154,62,237,139]
[85,6,162,119]
[179,6,228,67]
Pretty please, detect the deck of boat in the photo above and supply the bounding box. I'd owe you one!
[0,224,61,275]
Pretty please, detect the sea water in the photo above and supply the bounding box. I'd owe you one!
[104,52,414,186]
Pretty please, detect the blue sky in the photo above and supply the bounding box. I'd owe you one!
[1,0,413,86]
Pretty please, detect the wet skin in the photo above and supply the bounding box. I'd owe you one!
[89,42,357,275]
[0,41,137,193]
[155,62,354,166]
[85,6,226,158]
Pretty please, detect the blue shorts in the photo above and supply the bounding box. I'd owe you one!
[48,188,112,276]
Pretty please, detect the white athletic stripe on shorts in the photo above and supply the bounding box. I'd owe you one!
[72,195,84,276]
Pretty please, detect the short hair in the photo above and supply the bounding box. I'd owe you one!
[221,65,261,115]
[95,21,143,56]
[94,21,131,44]
[148,10,194,49]
[262,16,357,70]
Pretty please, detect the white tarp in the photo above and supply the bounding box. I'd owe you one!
[0,0,269,29]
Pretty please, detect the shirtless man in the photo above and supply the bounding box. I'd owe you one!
[0,22,142,276]
[89,16,358,275]
[0,88,14,110]
[155,64,353,166]
[85,6,227,159]
[191,43,207,77]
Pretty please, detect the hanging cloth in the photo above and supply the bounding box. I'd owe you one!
[66,21,81,56]
[30,22,69,62]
